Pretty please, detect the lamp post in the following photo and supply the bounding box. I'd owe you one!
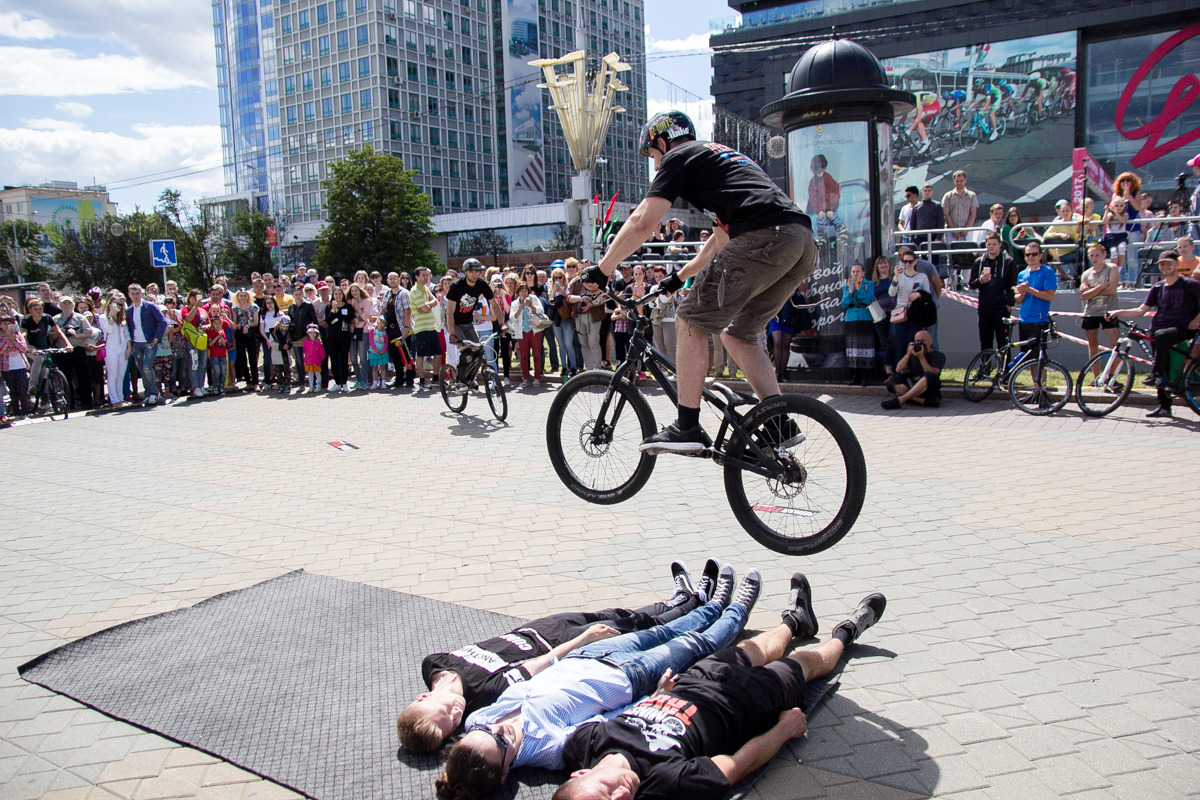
[532,50,630,261]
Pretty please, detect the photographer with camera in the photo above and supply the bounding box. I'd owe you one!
[880,330,944,410]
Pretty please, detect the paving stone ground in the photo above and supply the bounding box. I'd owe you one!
[2,382,1198,800]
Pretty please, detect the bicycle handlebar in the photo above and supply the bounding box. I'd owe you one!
[35,347,73,355]
[601,285,668,310]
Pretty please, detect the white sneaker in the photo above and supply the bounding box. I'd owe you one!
[341,384,349,392]
[328,385,338,393]
[988,130,999,142]
[145,395,157,405]
[194,389,206,398]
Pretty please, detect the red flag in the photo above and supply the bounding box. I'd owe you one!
[593,193,602,238]
[267,226,278,247]
[603,191,620,226]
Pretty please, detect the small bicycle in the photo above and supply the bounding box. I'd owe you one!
[1075,319,1200,418]
[30,348,73,417]
[545,286,866,556]
[440,333,507,421]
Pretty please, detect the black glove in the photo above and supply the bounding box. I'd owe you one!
[657,272,684,293]
[580,265,608,290]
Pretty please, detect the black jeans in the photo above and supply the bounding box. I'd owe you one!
[234,331,260,385]
[1152,326,1191,408]
[327,333,352,385]
[978,309,1009,352]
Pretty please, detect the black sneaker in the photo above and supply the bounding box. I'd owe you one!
[1147,406,1173,418]
[781,572,818,639]
[832,593,887,644]
[731,570,761,615]
[710,565,736,607]
[670,561,695,597]
[880,397,901,410]
[757,415,804,449]
[695,559,721,602]
[639,424,711,455]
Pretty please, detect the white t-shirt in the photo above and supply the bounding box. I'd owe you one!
[899,203,915,230]
[130,302,146,342]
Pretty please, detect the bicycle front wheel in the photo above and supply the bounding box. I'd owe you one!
[723,394,866,556]
[47,369,71,416]
[1075,351,1133,417]
[484,369,507,421]
[962,349,1001,402]
[546,369,657,504]
[1009,359,1072,415]
[440,364,467,413]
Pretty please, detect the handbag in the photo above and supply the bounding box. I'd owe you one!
[96,344,106,361]
[889,306,908,324]
[531,311,553,332]
[181,320,208,351]
[868,300,886,324]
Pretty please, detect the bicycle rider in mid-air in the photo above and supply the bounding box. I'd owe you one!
[581,110,815,456]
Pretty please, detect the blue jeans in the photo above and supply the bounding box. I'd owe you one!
[131,341,158,397]
[209,355,228,391]
[553,322,578,371]
[188,346,209,391]
[567,601,746,698]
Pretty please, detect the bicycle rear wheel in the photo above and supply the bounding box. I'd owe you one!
[1182,360,1200,418]
[484,368,508,421]
[1009,359,1072,415]
[958,122,981,150]
[962,349,1001,402]
[440,364,467,413]
[1075,351,1133,417]
[723,394,866,556]
[546,369,657,504]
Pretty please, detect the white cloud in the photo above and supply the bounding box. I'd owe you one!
[20,117,85,131]
[0,10,55,40]
[0,46,206,95]
[0,121,223,207]
[646,31,712,54]
[54,101,93,117]
[648,98,714,141]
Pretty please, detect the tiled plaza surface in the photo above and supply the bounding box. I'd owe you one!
[2,382,1198,800]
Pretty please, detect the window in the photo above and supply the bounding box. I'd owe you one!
[405,30,416,49]
[462,46,471,65]
[288,134,300,154]
[443,11,453,30]
[410,123,420,143]
[289,166,301,184]
[467,162,476,180]
[298,9,309,29]
[300,39,311,59]
[359,89,372,109]
[407,61,418,80]
[320,66,332,86]
[356,0,367,11]
[466,132,475,151]
[449,159,460,177]
[325,128,338,148]
[408,92,419,111]
[385,25,397,45]
[302,71,313,90]
[286,105,297,124]
[361,120,373,140]
[469,190,478,209]
[464,104,474,122]
[447,130,458,148]
[426,66,437,85]
[280,14,292,33]
[318,35,330,54]
[339,61,351,82]
[336,0,346,18]
[356,24,369,46]
[310,192,321,212]
[304,101,315,120]
[461,17,470,35]
[390,120,403,140]
[482,135,491,153]
[282,45,294,64]
[428,127,440,146]
[482,108,490,125]
[446,102,456,120]
[403,0,415,18]
[316,3,328,24]
[432,188,443,206]
[428,97,438,115]
[358,56,370,77]
[291,196,302,214]
[341,93,353,113]
[431,158,442,175]
[308,162,320,181]
[462,75,472,92]
[484,164,493,181]
[337,30,348,50]
[386,57,398,76]
[342,124,354,145]
[260,12,272,30]
[284,75,296,94]
[423,4,435,24]
[388,89,399,108]
[451,189,460,207]
[445,71,455,90]
[322,97,333,117]
[444,43,454,59]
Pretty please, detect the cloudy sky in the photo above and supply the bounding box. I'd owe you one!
[0,0,733,213]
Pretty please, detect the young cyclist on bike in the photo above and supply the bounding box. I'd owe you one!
[969,79,1002,141]
[582,110,814,455]
[1023,73,1049,114]
[908,90,941,153]
[941,89,966,127]
[446,258,503,346]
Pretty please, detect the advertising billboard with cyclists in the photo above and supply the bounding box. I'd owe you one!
[882,32,1077,213]
[500,0,545,207]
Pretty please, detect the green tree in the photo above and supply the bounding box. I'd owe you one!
[316,146,438,276]
[217,209,276,279]
[1,220,49,283]
[53,211,166,292]
[451,229,513,265]
[549,223,580,253]
[156,189,220,290]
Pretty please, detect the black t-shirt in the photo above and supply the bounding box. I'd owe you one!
[562,649,807,800]
[646,141,810,239]
[326,302,356,335]
[21,315,56,349]
[420,626,555,715]
[446,277,494,327]
[1144,277,1200,332]
[902,348,946,381]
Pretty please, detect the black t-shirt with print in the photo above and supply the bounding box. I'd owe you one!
[446,277,494,327]
[561,649,807,800]
[646,141,810,239]
[325,302,356,336]
[20,315,56,349]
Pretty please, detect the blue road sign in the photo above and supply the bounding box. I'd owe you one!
[149,239,177,267]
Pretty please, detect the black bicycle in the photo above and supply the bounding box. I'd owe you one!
[440,333,507,421]
[1075,318,1200,418]
[545,286,866,556]
[31,348,73,417]
[963,317,1072,414]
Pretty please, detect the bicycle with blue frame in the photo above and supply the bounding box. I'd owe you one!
[963,316,1073,415]
[545,285,867,556]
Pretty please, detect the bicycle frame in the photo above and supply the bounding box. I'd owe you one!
[589,290,786,480]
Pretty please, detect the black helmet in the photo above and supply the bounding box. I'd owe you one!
[462,258,483,271]
[638,110,697,156]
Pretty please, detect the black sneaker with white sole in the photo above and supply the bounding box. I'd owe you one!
[639,424,712,455]
[781,572,818,639]
[832,593,887,644]
[730,569,761,615]
[757,415,804,449]
[695,558,721,603]
[670,561,695,598]
[709,565,736,607]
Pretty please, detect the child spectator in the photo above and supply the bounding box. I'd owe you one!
[206,304,233,396]
[367,316,390,389]
[302,324,326,392]
[269,315,292,392]
[1,311,31,420]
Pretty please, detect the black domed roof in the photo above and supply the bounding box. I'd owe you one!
[789,39,888,94]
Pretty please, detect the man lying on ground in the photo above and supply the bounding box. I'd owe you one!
[398,559,721,752]
[555,577,887,800]
[434,566,756,800]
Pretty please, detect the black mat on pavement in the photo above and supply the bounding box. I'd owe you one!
[18,570,841,800]
[17,570,558,800]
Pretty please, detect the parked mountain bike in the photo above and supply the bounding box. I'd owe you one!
[962,317,1073,414]
[440,333,507,421]
[962,318,1026,402]
[30,348,73,417]
[545,286,866,556]
[1075,318,1200,417]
